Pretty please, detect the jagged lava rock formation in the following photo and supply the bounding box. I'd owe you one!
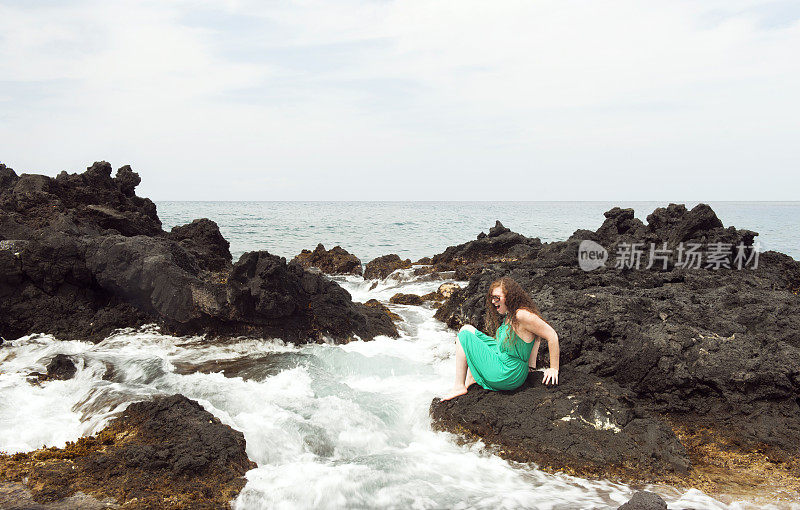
[0,395,255,509]
[292,243,363,276]
[429,205,800,496]
[0,162,397,343]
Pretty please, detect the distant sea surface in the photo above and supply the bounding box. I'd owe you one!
[156,201,800,262]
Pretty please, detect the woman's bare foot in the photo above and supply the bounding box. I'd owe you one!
[441,385,469,401]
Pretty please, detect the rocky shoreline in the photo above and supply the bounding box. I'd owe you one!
[0,395,255,509]
[0,162,396,344]
[2,161,799,507]
[423,206,800,503]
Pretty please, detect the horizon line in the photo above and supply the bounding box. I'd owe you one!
[149,199,800,204]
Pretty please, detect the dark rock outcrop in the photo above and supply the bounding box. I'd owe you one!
[1,232,151,341]
[571,204,760,269]
[419,291,445,304]
[364,299,402,322]
[83,234,214,324]
[0,162,397,343]
[386,284,461,309]
[169,218,232,273]
[431,368,689,479]
[27,354,78,383]
[434,220,541,267]
[45,354,77,380]
[364,254,412,279]
[292,243,362,276]
[212,250,396,342]
[389,293,424,305]
[0,394,255,509]
[618,491,667,510]
[411,264,436,276]
[424,220,543,280]
[429,204,800,489]
[0,164,19,188]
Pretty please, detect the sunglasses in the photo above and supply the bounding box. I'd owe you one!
[490,295,502,303]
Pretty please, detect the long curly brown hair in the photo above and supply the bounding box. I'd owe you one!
[484,276,544,347]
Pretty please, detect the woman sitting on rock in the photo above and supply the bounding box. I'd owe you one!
[442,276,560,400]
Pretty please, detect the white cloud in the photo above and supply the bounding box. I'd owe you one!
[0,0,798,200]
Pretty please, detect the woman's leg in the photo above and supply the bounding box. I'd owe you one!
[459,325,478,387]
[442,331,471,400]
[465,368,476,388]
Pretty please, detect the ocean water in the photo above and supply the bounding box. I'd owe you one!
[2,203,799,509]
[155,201,800,263]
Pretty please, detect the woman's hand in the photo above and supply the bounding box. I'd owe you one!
[542,367,559,385]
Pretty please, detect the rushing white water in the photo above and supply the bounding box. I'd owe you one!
[0,273,794,509]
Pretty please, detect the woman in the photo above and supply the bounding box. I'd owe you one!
[442,276,559,400]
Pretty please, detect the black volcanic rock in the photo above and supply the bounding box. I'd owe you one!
[364,254,412,279]
[573,203,759,269]
[84,234,211,323]
[0,164,19,189]
[431,368,689,479]
[219,251,395,341]
[593,207,646,243]
[113,164,141,197]
[27,353,78,383]
[46,354,77,380]
[422,221,543,280]
[618,491,667,510]
[1,161,161,239]
[0,162,397,343]
[292,243,362,276]
[389,293,424,305]
[432,221,541,267]
[488,220,511,237]
[430,204,800,485]
[0,394,255,508]
[169,218,232,272]
[1,232,151,341]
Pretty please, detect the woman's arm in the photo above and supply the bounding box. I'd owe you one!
[528,338,541,370]
[517,309,560,384]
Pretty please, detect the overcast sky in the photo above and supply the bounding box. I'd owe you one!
[1,0,798,200]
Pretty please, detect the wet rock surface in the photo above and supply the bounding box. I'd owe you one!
[27,354,78,383]
[0,162,397,343]
[172,351,309,381]
[46,354,77,380]
[0,482,119,509]
[436,282,460,299]
[292,243,363,276]
[427,204,800,493]
[0,394,255,509]
[389,292,424,305]
[431,368,690,479]
[364,299,402,322]
[617,491,667,510]
[364,253,412,279]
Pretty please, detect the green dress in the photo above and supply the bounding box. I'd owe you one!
[457,320,535,391]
